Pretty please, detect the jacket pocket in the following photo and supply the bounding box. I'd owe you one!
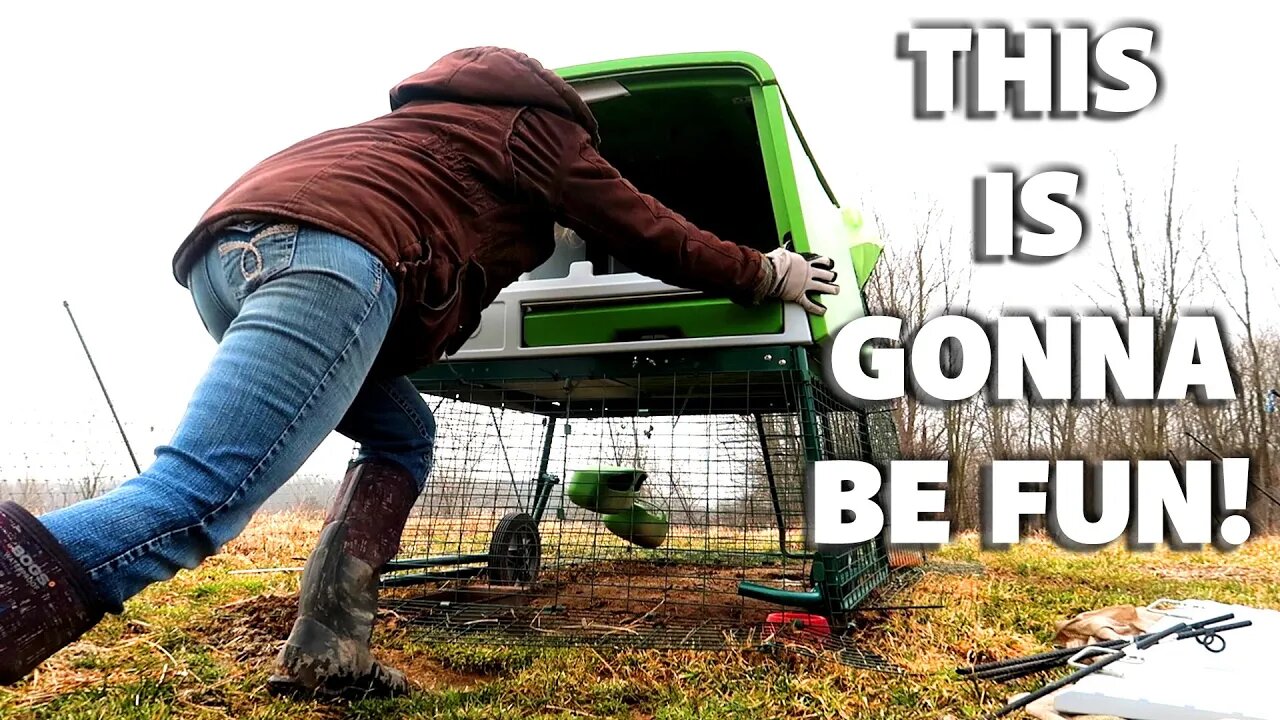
[444,260,488,356]
[378,253,466,374]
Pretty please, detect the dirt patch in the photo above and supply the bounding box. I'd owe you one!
[373,649,490,690]
[189,594,486,691]
[192,594,299,663]
[531,560,805,626]
[397,560,822,636]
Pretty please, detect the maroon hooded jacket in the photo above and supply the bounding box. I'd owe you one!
[173,47,767,375]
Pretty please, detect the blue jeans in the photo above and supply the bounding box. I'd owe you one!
[41,222,435,611]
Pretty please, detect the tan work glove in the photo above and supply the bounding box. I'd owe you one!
[756,247,840,315]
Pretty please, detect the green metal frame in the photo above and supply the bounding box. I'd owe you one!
[726,346,888,622]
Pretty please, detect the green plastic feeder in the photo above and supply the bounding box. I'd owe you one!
[566,466,647,514]
[602,500,669,549]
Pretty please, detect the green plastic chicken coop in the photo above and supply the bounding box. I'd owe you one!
[381,52,904,648]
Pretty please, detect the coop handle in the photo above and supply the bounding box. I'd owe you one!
[1066,645,1130,672]
[736,581,824,609]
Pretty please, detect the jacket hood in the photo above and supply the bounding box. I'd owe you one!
[390,47,599,144]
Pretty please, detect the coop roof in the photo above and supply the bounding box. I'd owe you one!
[556,51,777,85]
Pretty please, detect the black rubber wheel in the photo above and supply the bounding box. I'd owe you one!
[487,512,541,585]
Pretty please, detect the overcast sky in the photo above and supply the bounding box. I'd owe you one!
[1,1,1276,483]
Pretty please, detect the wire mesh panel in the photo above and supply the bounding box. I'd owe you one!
[384,345,911,647]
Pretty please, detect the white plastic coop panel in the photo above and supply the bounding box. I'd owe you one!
[1054,599,1278,720]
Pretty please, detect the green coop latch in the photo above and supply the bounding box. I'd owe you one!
[843,208,883,290]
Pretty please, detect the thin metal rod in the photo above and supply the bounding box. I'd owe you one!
[1185,431,1280,507]
[974,620,1250,684]
[488,406,524,512]
[63,301,140,474]
[378,566,485,587]
[382,553,491,569]
[962,612,1236,677]
[754,413,789,553]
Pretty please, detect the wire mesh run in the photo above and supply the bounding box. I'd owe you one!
[383,345,921,648]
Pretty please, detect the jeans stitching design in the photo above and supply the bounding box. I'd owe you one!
[217,223,299,282]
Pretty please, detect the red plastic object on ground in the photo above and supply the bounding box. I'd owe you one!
[764,612,831,636]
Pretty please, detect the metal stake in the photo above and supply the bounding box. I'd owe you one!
[63,301,140,474]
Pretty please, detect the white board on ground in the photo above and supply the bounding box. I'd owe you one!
[1054,599,1277,719]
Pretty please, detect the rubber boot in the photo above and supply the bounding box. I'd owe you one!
[268,460,420,698]
[0,501,106,684]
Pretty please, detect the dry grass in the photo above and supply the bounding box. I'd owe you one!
[3,511,1278,719]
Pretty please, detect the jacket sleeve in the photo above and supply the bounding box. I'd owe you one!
[509,109,768,304]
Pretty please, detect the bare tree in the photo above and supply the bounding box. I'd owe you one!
[866,198,952,460]
[1091,148,1210,458]
[866,196,982,527]
[852,150,1278,532]
[75,459,109,501]
[1204,168,1278,525]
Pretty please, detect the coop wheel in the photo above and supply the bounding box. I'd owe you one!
[487,512,541,585]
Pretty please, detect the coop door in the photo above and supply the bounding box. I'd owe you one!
[546,72,782,279]
[755,87,873,344]
[519,68,792,347]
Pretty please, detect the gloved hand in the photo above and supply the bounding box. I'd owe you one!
[758,247,840,315]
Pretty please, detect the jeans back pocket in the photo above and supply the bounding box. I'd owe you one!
[216,221,299,300]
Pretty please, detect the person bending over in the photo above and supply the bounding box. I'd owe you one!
[0,46,838,696]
